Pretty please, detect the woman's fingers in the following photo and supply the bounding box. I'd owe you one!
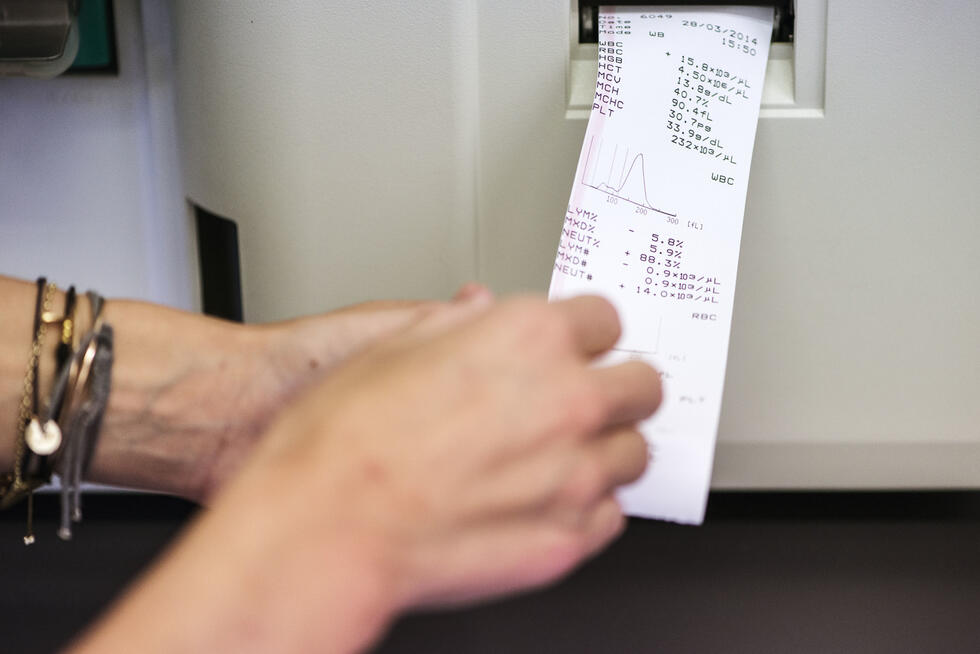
[591,360,663,426]
[581,495,628,558]
[554,427,649,511]
[550,295,623,358]
[590,427,650,489]
[411,288,495,336]
[452,282,494,303]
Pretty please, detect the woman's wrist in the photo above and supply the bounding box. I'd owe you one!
[2,273,459,505]
[85,301,276,501]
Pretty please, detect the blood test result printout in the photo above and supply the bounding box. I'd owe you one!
[549,6,773,523]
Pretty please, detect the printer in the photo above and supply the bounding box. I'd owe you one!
[2,0,978,490]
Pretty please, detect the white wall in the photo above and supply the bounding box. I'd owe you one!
[0,1,196,310]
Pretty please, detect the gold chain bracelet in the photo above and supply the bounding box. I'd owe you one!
[13,283,56,484]
[0,282,55,543]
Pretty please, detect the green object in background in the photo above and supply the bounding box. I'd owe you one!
[70,0,117,72]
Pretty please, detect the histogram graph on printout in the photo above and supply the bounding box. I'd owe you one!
[581,136,676,217]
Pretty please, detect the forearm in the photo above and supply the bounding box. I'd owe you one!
[0,276,265,501]
[87,298,266,500]
[1,275,444,502]
[69,461,399,654]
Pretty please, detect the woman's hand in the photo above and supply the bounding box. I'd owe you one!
[255,294,661,608]
[73,294,661,654]
[193,283,494,500]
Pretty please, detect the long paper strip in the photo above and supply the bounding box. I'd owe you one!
[550,6,773,523]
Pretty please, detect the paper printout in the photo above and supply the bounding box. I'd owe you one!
[549,6,773,523]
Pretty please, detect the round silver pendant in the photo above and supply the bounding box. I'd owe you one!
[25,417,62,456]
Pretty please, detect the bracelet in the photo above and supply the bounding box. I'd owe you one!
[1,280,114,544]
[56,292,113,540]
[55,286,77,377]
[0,279,57,542]
[25,286,76,462]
